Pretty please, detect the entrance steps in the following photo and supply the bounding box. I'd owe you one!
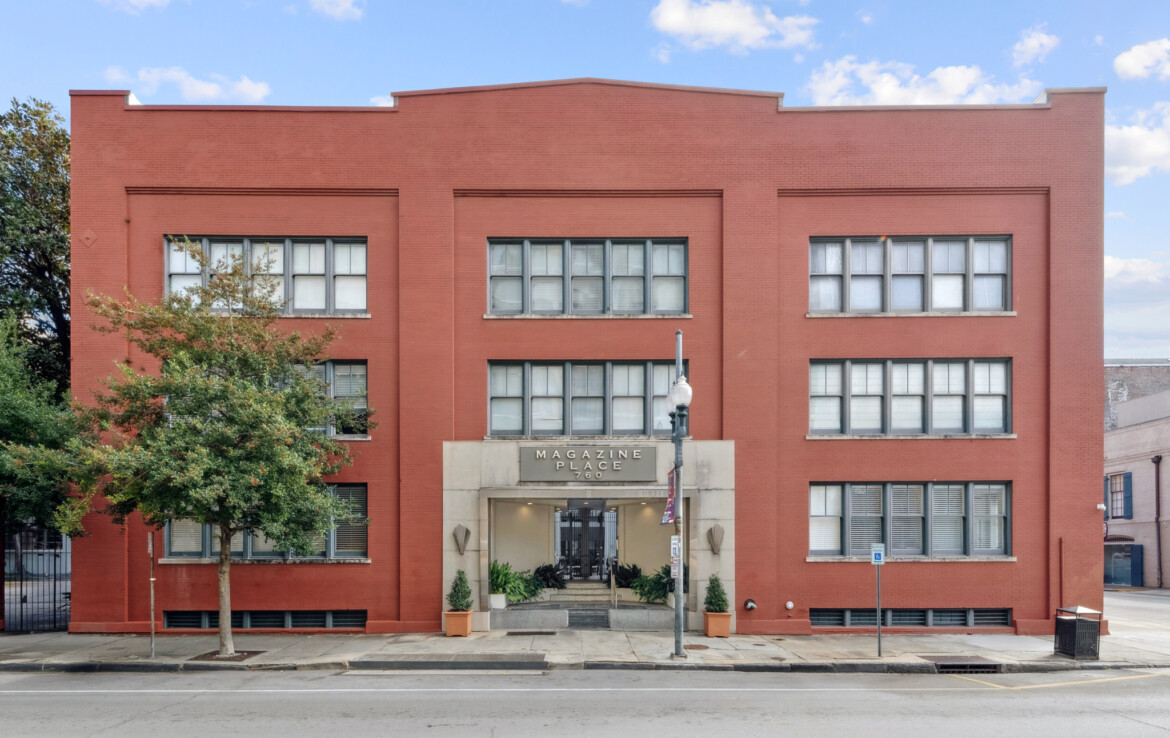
[546,582,615,605]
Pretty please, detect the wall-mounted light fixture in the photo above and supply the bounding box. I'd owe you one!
[707,523,724,555]
[744,599,757,610]
[452,524,470,555]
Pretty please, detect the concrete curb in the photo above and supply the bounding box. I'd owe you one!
[0,659,1165,674]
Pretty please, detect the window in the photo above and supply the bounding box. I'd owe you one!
[808,482,1011,557]
[165,484,368,559]
[809,236,1011,313]
[489,361,685,436]
[1107,473,1132,520]
[297,361,370,436]
[810,359,1011,435]
[167,237,367,314]
[488,239,687,315]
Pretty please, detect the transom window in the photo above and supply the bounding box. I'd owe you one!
[167,237,367,314]
[810,236,1010,313]
[489,361,685,436]
[488,239,687,315]
[166,484,368,559]
[810,359,1010,435]
[809,482,1009,557]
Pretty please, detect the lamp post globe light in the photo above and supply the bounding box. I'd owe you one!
[668,332,692,658]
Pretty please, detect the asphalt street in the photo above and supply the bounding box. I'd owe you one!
[2,668,1169,737]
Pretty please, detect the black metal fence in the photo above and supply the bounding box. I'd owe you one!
[4,523,71,632]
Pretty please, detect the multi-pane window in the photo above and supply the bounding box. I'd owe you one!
[489,361,686,436]
[809,236,1011,313]
[299,361,370,437]
[488,239,687,315]
[1108,473,1132,519]
[808,482,1010,557]
[165,484,368,559]
[167,237,367,314]
[810,359,1011,435]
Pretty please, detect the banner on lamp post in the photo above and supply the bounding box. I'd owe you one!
[662,468,676,525]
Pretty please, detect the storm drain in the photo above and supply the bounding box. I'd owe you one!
[924,655,1004,674]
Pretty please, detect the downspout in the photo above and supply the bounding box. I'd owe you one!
[1154,455,1163,589]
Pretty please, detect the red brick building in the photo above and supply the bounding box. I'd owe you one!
[67,78,1104,636]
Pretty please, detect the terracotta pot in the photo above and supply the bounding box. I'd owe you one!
[704,611,731,638]
[445,610,473,637]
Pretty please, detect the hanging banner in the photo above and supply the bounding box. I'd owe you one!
[662,468,676,525]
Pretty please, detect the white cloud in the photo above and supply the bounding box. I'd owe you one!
[1106,211,1130,220]
[1013,25,1059,67]
[806,56,1041,106]
[1114,38,1170,80]
[1105,102,1170,184]
[369,95,395,107]
[104,66,130,83]
[100,0,170,13]
[650,0,817,53]
[1105,254,1170,356]
[1094,35,1105,47]
[133,67,272,103]
[310,0,363,20]
[654,44,672,63]
[856,10,873,25]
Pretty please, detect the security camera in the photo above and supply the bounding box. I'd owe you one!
[1096,503,1107,512]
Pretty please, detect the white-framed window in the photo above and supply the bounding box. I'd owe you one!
[489,361,685,436]
[166,237,367,314]
[488,239,687,315]
[809,482,1010,557]
[810,359,1011,435]
[165,484,368,559]
[809,236,1011,313]
[298,360,370,437]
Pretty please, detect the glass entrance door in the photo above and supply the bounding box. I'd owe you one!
[557,501,616,580]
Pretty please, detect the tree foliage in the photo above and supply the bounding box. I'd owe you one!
[0,318,77,531]
[12,239,370,655]
[0,98,70,393]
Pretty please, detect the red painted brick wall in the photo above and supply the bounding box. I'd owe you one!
[67,81,1104,634]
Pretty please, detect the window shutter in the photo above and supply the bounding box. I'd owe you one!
[1123,472,1133,519]
[1103,476,1110,521]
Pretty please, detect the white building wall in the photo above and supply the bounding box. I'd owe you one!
[1104,398,1170,588]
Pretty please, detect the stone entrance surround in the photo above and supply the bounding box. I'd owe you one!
[443,440,735,632]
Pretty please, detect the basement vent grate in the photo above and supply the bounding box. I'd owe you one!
[810,608,1013,629]
[165,610,367,630]
[935,663,1004,675]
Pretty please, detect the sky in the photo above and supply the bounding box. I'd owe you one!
[2,0,1169,358]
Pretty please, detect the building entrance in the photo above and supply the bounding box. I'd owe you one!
[556,500,616,581]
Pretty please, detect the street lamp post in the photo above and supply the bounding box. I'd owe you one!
[667,330,692,658]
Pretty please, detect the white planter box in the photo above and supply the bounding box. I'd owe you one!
[490,593,507,610]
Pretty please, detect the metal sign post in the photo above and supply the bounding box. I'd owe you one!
[148,532,156,659]
[871,543,885,657]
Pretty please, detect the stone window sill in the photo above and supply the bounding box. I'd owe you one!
[806,311,1016,318]
[484,313,693,320]
[806,434,1016,440]
[806,556,1015,563]
[285,313,371,319]
[159,557,371,565]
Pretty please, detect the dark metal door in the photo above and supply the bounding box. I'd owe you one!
[4,522,71,632]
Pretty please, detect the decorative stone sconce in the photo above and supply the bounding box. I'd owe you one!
[707,523,724,555]
[452,524,470,555]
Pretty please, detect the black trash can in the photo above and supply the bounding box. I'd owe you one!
[1054,606,1101,660]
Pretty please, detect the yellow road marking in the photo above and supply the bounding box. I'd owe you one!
[948,671,1168,691]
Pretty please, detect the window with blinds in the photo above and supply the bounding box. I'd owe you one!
[165,484,368,559]
[810,359,1011,435]
[810,482,1010,558]
[297,361,369,437]
[166,237,367,314]
[810,236,1010,314]
[488,239,687,315]
[490,361,685,436]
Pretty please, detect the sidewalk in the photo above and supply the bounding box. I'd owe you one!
[2,627,1169,674]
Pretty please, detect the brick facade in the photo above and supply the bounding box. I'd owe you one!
[66,79,1104,635]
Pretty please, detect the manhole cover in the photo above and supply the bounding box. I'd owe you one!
[752,643,767,646]
[684,644,709,651]
[771,656,787,662]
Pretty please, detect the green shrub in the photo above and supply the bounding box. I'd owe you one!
[613,562,641,589]
[534,564,566,590]
[630,564,688,603]
[704,574,729,613]
[489,560,512,595]
[447,569,472,612]
[489,560,543,603]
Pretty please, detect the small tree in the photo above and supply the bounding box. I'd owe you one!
[447,570,473,612]
[20,238,369,656]
[704,574,729,613]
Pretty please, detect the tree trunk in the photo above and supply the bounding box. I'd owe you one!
[216,523,235,657]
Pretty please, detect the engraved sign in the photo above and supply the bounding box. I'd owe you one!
[519,446,657,482]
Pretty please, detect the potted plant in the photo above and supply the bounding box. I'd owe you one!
[488,560,509,610]
[703,574,731,638]
[445,569,473,637]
